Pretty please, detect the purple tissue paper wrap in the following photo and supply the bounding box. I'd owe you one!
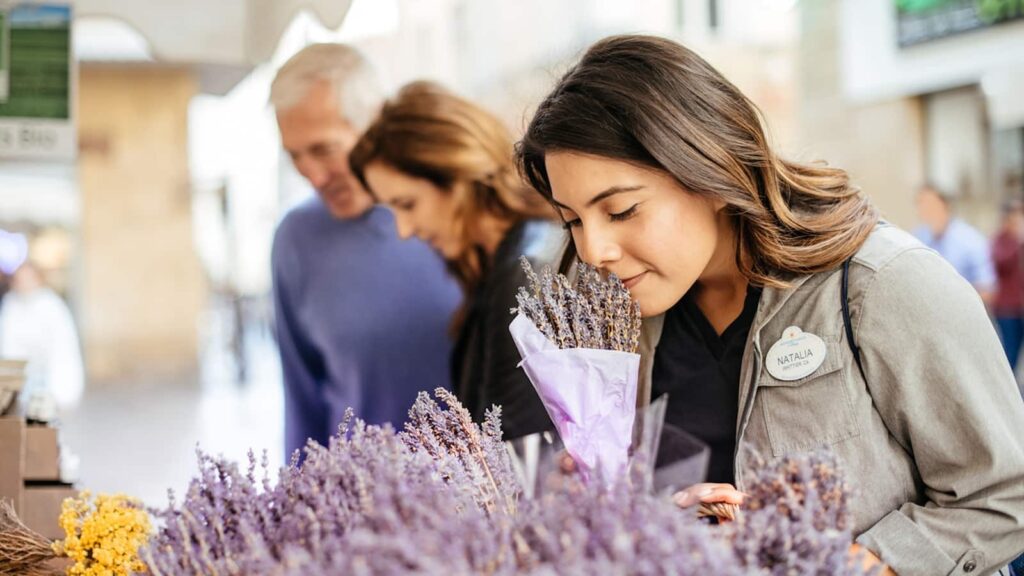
[509,313,640,483]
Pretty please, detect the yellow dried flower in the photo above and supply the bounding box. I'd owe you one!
[52,491,152,576]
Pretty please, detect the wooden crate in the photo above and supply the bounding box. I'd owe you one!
[0,416,25,511]
[22,484,76,540]
[24,424,61,481]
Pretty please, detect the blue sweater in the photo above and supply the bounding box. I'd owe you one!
[272,200,461,459]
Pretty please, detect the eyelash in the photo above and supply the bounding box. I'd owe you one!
[311,144,335,157]
[610,205,639,222]
[563,205,639,230]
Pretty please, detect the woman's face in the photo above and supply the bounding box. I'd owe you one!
[545,152,724,317]
[364,161,462,259]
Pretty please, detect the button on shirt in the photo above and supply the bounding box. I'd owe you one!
[651,287,761,484]
[913,218,995,290]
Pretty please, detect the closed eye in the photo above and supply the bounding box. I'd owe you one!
[562,204,638,229]
[610,204,638,222]
[309,142,336,158]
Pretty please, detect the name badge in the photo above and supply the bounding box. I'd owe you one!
[765,326,827,381]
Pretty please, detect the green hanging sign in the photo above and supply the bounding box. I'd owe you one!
[0,3,74,160]
[897,0,1024,46]
[0,9,9,103]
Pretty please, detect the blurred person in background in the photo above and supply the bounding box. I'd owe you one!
[269,46,460,460]
[350,81,560,441]
[0,261,84,413]
[992,199,1024,376]
[913,185,995,303]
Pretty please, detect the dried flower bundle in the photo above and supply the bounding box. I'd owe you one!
[54,492,151,576]
[142,389,522,575]
[514,257,642,353]
[0,501,60,576]
[725,450,863,575]
[139,390,868,575]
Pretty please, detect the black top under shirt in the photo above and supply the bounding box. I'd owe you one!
[651,286,762,484]
[451,220,561,440]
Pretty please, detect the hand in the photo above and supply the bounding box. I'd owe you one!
[849,543,897,575]
[672,483,746,509]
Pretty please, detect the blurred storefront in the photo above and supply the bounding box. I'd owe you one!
[800,0,1024,230]
[0,1,355,384]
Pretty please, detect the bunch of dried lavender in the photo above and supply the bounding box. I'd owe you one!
[513,475,748,575]
[514,257,642,353]
[142,390,524,575]
[400,389,520,518]
[725,450,864,576]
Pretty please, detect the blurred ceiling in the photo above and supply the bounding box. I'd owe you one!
[74,0,352,65]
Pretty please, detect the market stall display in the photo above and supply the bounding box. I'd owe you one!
[1,388,869,576]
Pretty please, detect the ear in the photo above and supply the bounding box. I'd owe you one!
[450,179,474,201]
[711,197,728,213]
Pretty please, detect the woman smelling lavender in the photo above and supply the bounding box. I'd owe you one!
[516,35,1024,575]
[350,81,562,440]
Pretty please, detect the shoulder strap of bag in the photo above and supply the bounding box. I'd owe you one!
[842,258,868,383]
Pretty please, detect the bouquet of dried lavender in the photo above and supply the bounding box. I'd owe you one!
[509,257,644,484]
[513,257,641,352]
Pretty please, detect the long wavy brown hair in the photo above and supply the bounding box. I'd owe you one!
[516,35,878,287]
[351,81,554,327]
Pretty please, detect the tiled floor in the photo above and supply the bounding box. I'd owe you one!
[60,304,284,509]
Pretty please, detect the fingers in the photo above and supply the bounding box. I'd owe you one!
[672,483,746,508]
[673,485,713,508]
[705,486,745,505]
[559,453,577,474]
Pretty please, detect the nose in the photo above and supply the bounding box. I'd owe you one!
[393,212,415,240]
[295,158,329,190]
[576,226,622,269]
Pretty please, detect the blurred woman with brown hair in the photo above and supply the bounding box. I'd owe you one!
[517,35,1024,574]
[350,81,561,440]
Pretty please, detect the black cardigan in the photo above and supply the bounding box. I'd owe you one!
[452,220,564,440]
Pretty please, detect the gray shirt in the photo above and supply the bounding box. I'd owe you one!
[637,224,1024,576]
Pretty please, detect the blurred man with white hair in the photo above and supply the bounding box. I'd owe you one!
[270,44,460,460]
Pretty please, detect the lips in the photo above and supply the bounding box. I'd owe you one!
[620,271,648,290]
[324,184,352,202]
